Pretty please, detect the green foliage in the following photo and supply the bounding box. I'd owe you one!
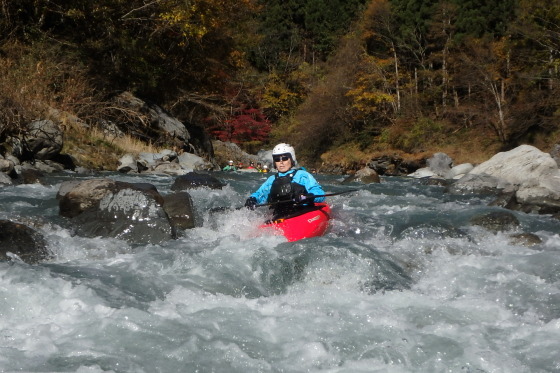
[380,118,445,152]
[252,0,367,71]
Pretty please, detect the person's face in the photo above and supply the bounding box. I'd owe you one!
[273,154,292,172]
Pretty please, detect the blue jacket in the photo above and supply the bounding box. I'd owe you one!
[250,168,325,204]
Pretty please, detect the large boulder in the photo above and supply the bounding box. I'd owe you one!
[453,145,560,215]
[0,220,50,264]
[23,119,63,160]
[58,178,195,244]
[114,92,190,142]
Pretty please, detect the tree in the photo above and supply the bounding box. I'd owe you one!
[209,106,271,144]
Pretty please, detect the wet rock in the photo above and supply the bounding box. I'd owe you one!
[59,178,121,218]
[509,233,542,247]
[57,178,191,244]
[163,192,196,231]
[72,187,173,245]
[18,168,46,185]
[342,167,380,184]
[0,220,50,264]
[470,211,520,232]
[171,171,225,190]
[419,177,449,187]
[398,222,468,241]
[56,180,83,200]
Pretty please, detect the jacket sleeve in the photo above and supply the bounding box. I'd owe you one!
[250,175,275,204]
[294,172,326,202]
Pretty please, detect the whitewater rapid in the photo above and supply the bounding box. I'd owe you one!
[1,171,559,372]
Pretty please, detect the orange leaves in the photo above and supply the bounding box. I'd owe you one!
[158,0,257,43]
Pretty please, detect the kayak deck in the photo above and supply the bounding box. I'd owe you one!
[260,203,331,242]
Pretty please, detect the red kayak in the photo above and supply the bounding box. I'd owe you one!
[259,203,331,242]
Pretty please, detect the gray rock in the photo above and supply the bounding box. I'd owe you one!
[163,192,196,231]
[509,233,542,247]
[445,163,473,180]
[171,172,225,191]
[0,172,12,185]
[447,173,515,195]
[0,220,50,264]
[59,178,176,245]
[24,119,63,160]
[470,211,520,232]
[342,167,380,184]
[459,145,560,215]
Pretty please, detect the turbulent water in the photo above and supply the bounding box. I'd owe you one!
[1,171,559,373]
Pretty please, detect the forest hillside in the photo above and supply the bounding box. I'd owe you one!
[1,0,559,169]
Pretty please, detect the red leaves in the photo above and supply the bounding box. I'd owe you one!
[210,106,271,144]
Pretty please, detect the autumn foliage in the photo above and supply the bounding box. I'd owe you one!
[1,0,559,165]
[209,106,271,144]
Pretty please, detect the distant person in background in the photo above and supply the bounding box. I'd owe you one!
[222,160,237,171]
[245,143,325,218]
[260,165,269,173]
[237,162,244,170]
[247,162,256,170]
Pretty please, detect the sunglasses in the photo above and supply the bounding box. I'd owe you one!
[273,155,291,162]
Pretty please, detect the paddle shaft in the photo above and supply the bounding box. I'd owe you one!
[209,189,358,213]
[253,189,358,208]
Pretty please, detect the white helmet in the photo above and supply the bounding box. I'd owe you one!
[272,143,297,165]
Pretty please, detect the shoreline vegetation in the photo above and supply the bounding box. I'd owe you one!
[1,1,559,172]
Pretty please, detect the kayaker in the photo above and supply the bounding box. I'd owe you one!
[222,160,237,171]
[245,143,325,218]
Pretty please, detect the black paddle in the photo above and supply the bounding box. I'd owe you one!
[209,189,358,213]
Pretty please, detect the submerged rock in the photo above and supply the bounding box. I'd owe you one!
[171,171,225,190]
[509,233,542,247]
[0,220,50,264]
[470,211,520,232]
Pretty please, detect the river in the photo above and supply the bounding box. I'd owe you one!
[1,171,559,372]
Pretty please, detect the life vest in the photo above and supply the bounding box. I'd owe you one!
[268,169,307,203]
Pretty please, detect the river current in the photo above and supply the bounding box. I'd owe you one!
[1,171,559,372]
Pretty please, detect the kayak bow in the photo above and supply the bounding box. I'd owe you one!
[259,203,331,242]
